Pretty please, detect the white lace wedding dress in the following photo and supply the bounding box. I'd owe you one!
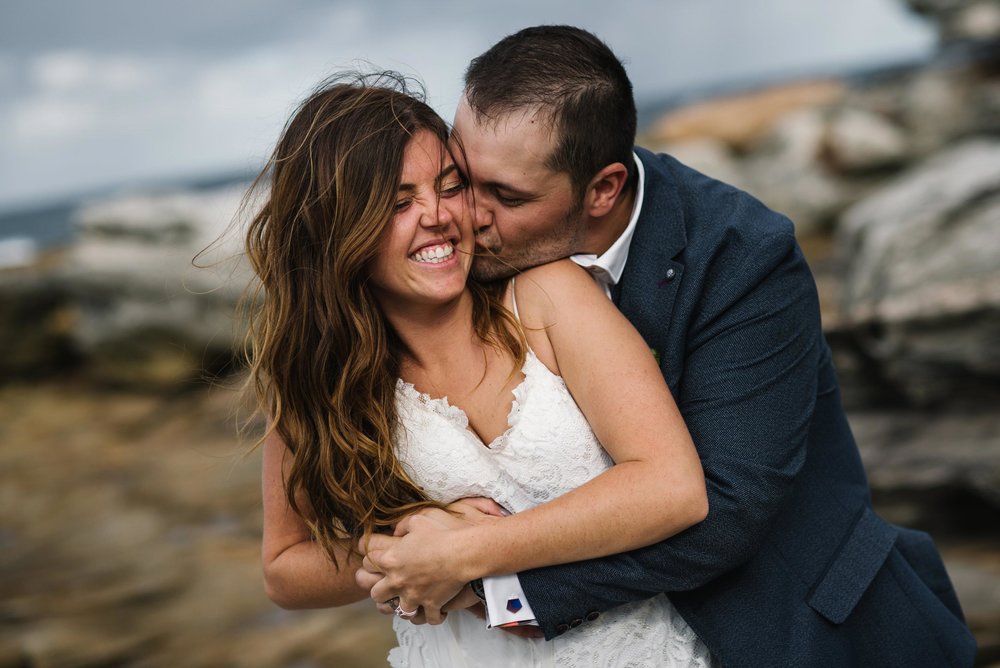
[387,342,716,667]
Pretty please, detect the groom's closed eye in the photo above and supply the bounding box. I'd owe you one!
[490,185,534,207]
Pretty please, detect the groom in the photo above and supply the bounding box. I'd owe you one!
[360,26,976,666]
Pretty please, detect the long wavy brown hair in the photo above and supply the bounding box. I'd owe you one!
[242,72,524,567]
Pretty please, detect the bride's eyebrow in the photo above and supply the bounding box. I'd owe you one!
[436,164,460,185]
[397,165,461,193]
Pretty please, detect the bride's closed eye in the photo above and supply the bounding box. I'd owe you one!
[439,178,467,198]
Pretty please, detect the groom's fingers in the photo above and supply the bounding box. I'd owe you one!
[442,585,481,612]
[500,625,545,639]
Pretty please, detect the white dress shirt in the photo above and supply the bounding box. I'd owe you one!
[482,153,646,628]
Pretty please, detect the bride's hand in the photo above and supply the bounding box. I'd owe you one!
[383,584,484,626]
[361,504,501,625]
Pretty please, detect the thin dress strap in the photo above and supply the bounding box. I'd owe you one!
[509,277,520,321]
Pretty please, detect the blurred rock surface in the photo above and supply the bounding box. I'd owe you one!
[0,380,398,668]
[63,186,252,387]
[836,139,1000,404]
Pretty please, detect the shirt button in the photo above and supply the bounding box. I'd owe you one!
[585,611,600,621]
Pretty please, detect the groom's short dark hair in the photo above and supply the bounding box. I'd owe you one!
[464,25,637,198]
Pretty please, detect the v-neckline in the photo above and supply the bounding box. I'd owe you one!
[397,351,538,450]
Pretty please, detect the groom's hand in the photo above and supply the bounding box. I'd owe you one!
[358,498,505,624]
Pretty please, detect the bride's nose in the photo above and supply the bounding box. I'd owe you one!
[421,200,456,230]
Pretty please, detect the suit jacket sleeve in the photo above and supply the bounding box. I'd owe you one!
[518,226,824,639]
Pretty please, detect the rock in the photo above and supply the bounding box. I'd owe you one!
[741,109,852,235]
[0,256,78,378]
[0,237,39,270]
[837,139,1000,404]
[0,379,398,668]
[901,67,980,156]
[954,1,1000,41]
[823,107,909,173]
[941,548,1000,664]
[907,0,1000,43]
[646,79,846,151]
[852,408,1000,508]
[62,185,253,386]
[654,138,749,191]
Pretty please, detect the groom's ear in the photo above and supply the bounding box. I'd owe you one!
[583,162,630,218]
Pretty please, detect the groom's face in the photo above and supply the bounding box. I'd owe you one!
[452,98,587,281]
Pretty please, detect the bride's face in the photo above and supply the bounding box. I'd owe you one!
[369,130,473,311]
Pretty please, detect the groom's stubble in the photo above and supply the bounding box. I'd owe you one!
[470,197,586,281]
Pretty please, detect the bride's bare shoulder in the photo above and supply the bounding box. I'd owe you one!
[512,259,607,330]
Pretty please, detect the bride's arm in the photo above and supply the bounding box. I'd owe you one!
[460,259,707,570]
[363,259,707,614]
[261,429,368,608]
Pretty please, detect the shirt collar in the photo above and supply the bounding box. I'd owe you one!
[570,152,645,287]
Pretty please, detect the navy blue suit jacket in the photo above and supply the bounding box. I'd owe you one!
[517,149,976,666]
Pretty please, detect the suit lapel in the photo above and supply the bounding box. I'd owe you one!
[617,149,688,380]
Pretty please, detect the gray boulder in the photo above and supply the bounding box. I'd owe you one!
[906,0,1000,43]
[823,107,909,173]
[743,109,851,236]
[837,139,1000,403]
[62,186,253,385]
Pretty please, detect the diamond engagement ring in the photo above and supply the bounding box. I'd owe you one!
[394,604,419,618]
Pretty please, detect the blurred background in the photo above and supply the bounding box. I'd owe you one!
[1,1,998,666]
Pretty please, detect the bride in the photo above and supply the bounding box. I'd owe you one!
[249,73,714,666]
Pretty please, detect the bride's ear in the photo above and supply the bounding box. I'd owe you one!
[583,162,630,218]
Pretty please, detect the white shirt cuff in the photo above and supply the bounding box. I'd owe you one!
[482,574,538,627]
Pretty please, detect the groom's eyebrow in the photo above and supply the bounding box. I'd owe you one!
[485,180,534,198]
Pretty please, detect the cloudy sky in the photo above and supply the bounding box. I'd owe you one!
[0,0,934,210]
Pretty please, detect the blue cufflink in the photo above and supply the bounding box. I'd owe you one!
[506,597,523,613]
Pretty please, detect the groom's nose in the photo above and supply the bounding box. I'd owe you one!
[471,194,493,237]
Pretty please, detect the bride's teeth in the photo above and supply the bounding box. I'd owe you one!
[411,243,454,263]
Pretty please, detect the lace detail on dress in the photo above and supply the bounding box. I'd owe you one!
[389,348,715,667]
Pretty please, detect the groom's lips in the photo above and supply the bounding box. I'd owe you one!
[474,240,501,254]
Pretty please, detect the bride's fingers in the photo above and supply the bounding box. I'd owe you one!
[393,514,413,536]
[394,599,422,620]
[422,605,447,625]
[407,611,428,625]
[361,554,382,575]
[375,596,398,616]
[355,566,382,594]
[369,576,398,609]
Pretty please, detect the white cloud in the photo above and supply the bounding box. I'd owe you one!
[30,51,153,93]
[30,51,93,91]
[10,96,98,140]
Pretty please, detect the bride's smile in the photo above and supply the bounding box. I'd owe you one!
[369,129,473,311]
